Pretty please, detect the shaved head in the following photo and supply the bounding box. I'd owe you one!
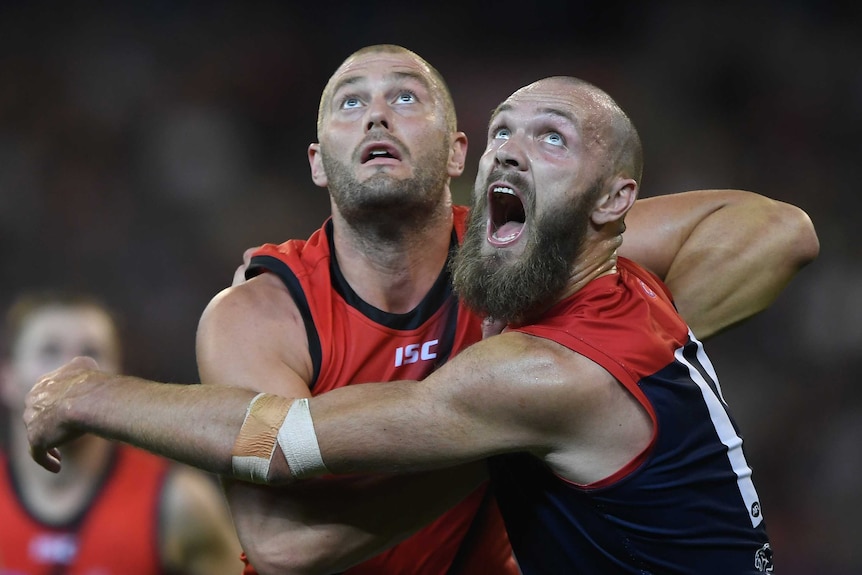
[318,45,458,135]
[497,76,643,186]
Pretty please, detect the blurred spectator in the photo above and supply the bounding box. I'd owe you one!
[0,290,243,574]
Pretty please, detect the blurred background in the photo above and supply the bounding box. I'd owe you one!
[0,0,858,572]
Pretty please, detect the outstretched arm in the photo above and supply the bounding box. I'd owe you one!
[621,189,819,338]
[26,329,614,484]
[24,272,491,574]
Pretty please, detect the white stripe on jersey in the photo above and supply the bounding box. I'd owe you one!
[675,331,763,528]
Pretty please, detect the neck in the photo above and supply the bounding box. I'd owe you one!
[330,201,454,314]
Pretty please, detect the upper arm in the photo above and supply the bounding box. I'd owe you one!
[160,465,245,575]
[621,189,737,278]
[196,272,312,397]
[310,332,603,475]
[621,189,819,338]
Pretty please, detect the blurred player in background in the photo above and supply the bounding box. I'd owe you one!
[0,290,243,575]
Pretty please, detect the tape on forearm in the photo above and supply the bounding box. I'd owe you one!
[277,398,330,479]
[231,393,291,483]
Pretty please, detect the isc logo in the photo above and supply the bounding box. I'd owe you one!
[394,340,439,367]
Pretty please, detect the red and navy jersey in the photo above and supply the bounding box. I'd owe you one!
[488,257,772,574]
[0,445,169,575]
[247,205,517,575]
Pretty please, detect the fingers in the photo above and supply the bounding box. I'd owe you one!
[23,356,97,471]
[243,246,259,265]
[29,445,62,473]
[68,355,99,371]
[232,265,247,287]
[232,246,261,286]
[481,317,506,339]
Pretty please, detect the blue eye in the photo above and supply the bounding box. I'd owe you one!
[544,132,564,146]
[342,97,362,109]
[493,128,511,140]
[396,91,416,104]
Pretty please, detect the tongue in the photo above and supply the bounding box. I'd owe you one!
[494,222,524,240]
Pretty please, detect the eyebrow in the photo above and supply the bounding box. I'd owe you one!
[491,103,580,126]
[331,70,434,98]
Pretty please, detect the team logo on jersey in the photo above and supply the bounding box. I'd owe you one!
[751,501,761,518]
[30,533,78,565]
[394,339,439,367]
[754,542,773,573]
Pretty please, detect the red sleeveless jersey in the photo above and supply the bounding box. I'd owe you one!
[0,445,169,575]
[245,205,517,575]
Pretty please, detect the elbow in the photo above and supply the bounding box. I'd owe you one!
[241,525,355,575]
[243,543,338,575]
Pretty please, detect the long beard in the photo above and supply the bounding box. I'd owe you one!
[452,184,598,325]
[321,137,451,240]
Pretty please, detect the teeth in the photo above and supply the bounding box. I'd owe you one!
[492,230,520,241]
[370,150,387,157]
[493,186,515,195]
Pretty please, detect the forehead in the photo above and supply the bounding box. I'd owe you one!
[16,306,114,345]
[330,52,437,94]
[493,80,598,127]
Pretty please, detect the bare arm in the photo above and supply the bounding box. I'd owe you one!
[260,332,639,487]
[622,190,819,338]
[24,273,488,574]
[197,273,486,573]
[160,465,245,575]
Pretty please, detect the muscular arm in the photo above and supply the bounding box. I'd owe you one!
[25,275,486,574]
[622,189,819,338]
[196,273,486,573]
[267,332,634,486]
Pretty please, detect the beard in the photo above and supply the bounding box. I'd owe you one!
[452,180,600,326]
[321,135,452,240]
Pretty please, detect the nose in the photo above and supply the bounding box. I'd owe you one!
[494,136,527,170]
[365,98,390,132]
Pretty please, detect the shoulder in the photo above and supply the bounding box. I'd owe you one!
[197,272,314,390]
[199,274,304,349]
[160,464,225,524]
[159,464,243,574]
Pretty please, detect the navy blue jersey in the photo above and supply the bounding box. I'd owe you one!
[489,257,772,574]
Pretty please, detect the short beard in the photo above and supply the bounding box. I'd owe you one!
[452,183,599,325]
[321,138,451,242]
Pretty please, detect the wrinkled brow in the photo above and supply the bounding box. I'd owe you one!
[332,70,434,98]
[489,103,580,128]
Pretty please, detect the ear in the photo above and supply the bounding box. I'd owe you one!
[447,131,468,178]
[591,178,638,225]
[308,143,328,188]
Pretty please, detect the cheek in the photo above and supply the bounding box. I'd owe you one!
[14,352,74,384]
[1,364,41,407]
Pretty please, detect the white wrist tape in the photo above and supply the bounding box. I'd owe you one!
[277,398,330,479]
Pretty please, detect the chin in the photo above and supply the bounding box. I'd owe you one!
[483,241,524,261]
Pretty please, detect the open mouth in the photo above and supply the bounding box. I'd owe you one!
[488,185,526,245]
[361,142,401,163]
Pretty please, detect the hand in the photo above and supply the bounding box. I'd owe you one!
[232,246,260,286]
[481,317,506,339]
[24,356,100,472]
